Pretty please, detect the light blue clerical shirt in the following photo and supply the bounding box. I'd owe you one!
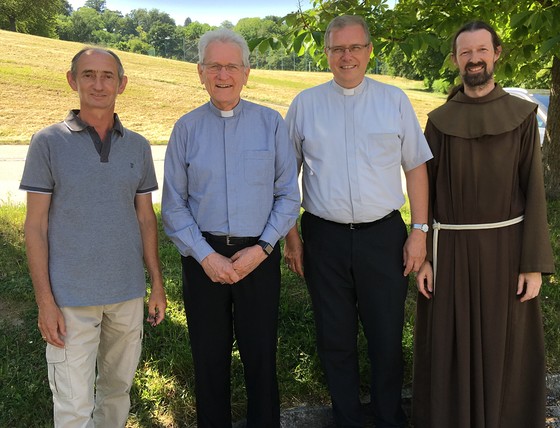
[285,78,433,224]
[162,99,301,263]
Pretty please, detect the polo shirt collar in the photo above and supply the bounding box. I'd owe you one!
[64,109,125,136]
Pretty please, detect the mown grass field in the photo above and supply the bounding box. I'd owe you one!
[0,29,445,145]
[1,29,559,427]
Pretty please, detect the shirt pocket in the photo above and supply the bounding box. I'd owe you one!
[244,150,274,185]
[366,133,401,169]
[46,344,74,399]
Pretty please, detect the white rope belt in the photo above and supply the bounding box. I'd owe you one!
[431,215,524,294]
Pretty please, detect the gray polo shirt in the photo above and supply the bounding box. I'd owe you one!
[20,110,158,307]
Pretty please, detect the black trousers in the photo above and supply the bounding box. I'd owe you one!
[181,241,281,428]
[301,211,408,428]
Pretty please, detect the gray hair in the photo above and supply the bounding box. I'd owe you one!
[324,15,371,47]
[198,28,250,67]
[70,47,125,83]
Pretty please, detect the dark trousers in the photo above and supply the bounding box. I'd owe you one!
[181,241,281,428]
[301,211,408,428]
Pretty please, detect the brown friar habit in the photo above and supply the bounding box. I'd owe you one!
[413,84,555,428]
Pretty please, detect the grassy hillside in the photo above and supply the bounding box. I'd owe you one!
[0,29,446,145]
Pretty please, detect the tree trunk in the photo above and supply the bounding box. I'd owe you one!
[543,55,560,200]
[9,16,16,32]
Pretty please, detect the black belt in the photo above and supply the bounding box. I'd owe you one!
[202,232,259,246]
[309,210,399,230]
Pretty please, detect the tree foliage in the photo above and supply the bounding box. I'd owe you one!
[0,0,64,36]
[182,21,215,62]
[268,0,560,198]
[84,0,106,13]
[60,7,104,43]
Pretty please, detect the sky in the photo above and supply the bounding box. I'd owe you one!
[68,0,314,26]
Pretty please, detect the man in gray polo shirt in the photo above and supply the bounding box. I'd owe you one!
[21,47,166,427]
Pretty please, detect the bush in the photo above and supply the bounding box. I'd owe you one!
[432,78,451,95]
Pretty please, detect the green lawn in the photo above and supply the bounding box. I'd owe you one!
[1,201,559,427]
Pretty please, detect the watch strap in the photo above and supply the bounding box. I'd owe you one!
[412,223,429,232]
[258,240,274,256]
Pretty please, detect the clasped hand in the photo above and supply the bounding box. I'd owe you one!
[201,245,267,284]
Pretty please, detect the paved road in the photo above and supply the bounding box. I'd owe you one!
[0,145,167,205]
[0,145,407,206]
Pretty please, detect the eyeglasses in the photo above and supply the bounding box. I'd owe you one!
[326,43,371,57]
[202,63,245,74]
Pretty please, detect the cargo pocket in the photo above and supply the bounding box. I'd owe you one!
[46,345,73,399]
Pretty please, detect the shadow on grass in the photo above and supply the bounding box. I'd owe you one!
[2,204,558,427]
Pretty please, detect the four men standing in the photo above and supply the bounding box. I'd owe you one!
[19,15,554,428]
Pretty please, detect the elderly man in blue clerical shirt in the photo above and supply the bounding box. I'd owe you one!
[161,28,300,428]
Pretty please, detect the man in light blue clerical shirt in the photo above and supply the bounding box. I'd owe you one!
[284,15,432,428]
[161,28,300,428]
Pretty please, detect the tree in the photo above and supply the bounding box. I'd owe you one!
[268,0,560,198]
[84,0,106,13]
[235,17,285,68]
[220,20,234,29]
[148,22,176,57]
[1,0,64,36]
[127,8,176,34]
[100,9,123,34]
[60,7,104,43]
[124,36,152,54]
[181,21,215,62]
[114,15,138,38]
[60,0,72,16]
[544,56,560,198]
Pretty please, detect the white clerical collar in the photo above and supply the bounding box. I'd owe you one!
[208,99,243,117]
[332,78,367,96]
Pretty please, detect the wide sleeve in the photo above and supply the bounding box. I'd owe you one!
[423,119,442,262]
[517,113,555,274]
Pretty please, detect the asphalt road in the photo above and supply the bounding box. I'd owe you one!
[0,145,167,205]
[0,144,406,206]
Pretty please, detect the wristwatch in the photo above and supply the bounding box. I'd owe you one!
[258,240,274,256]
[411,223,429,233]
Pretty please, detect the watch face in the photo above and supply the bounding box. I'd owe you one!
[259,241,274,255]
[413,224,429,232]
